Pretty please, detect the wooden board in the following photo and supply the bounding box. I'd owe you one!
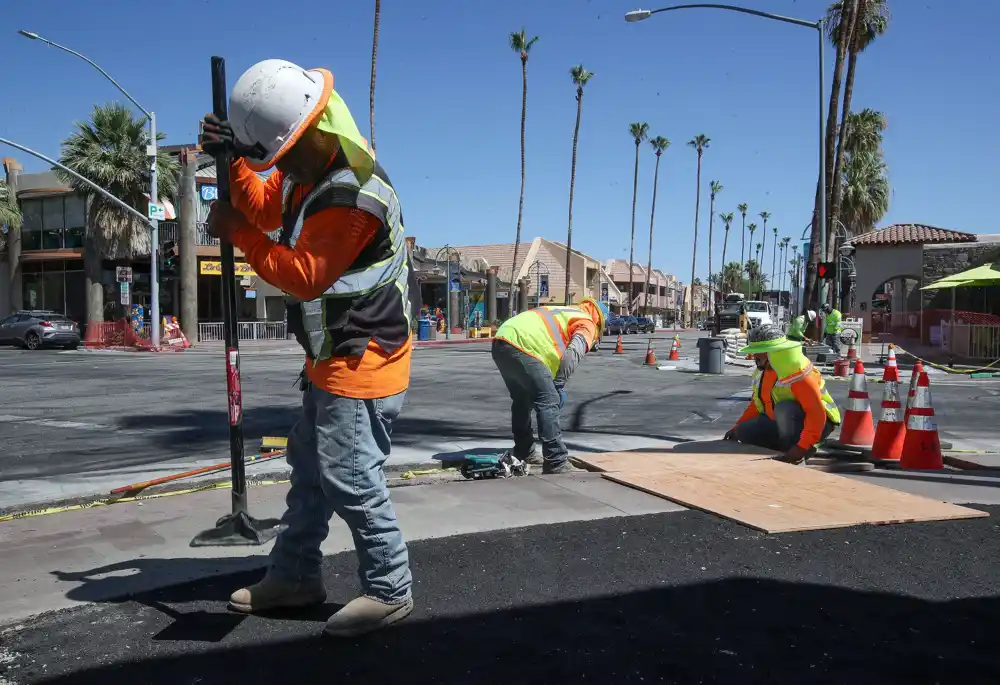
[573,450,773,474]
[603,459,988,533]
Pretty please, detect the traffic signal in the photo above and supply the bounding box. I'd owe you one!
[817,261,837,280]
[161,241,179,275]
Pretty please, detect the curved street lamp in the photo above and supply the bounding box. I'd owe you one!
[626,5,828,306]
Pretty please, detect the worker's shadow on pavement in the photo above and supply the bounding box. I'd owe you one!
[32,575,1000,684]
[50,557,341,643]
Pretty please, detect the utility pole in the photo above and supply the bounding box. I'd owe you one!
[178,148,198,341]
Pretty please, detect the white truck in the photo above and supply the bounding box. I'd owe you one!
[714,293,773,333]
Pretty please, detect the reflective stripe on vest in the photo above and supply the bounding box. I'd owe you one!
[281,164,410,361]
[752,366,841,427]
[496,306,591,377]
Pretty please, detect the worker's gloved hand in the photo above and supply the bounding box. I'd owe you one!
[200,114,260,159]
[774,444,809,465]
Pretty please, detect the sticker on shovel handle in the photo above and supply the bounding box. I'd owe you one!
[226,348,243,426]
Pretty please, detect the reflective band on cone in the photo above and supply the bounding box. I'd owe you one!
[900,371,943,470]
[903,360,923,424]
[668,335,680,361]
[644,338,657,366]
[614,335,625,355]
[885,344,897,370]
[839,359,875,447]
[846,341,857,361]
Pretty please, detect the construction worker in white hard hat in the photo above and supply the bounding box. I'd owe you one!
[201,59,416,638]
[723,324,841,464]
[491,298,610,473]
[786,308,817,343]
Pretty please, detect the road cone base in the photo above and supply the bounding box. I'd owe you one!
[838,414,875,448]
[668,351,679,361]
[645,355,657,366]
[870,422,906,461]
[900,431,943,470]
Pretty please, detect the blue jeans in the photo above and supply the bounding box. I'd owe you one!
[269,384,412,604]
[824,333,843,356]
[734,401,835,452]
[491,340,569,467]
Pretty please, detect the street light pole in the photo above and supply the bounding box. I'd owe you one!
[19,30,161,349]
[625,5,827,308]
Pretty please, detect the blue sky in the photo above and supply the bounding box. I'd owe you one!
[1,1,995,282]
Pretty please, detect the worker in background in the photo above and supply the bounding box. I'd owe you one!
[786,309,817,343]
[491,299,610,473]
[738,303,749,334]
[822,303,844,355]
[201,59,416,638]
[724,324,841,464]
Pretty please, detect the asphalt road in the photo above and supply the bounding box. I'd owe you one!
[3,507,999,684]
[1,331,997,486]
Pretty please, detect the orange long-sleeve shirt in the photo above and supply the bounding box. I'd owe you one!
[226,159,412,399]
[735,367,828,449]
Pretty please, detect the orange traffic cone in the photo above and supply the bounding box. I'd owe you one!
[903,360,923,424]
[883,343,897,373]
[900,371,943,470]
[846,340,857,361]
[839,359,876,447]
[871,353,905,461]
[644,337,657,366]
[668,335,680,361]
[614,335,625,355]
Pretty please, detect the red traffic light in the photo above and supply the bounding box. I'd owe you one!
[817,262,836,280]
[817,263,828,278]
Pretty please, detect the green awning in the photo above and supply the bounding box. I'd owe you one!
[921,263,1000,291]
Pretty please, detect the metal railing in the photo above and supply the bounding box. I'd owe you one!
[159,222,281,247]
[939,321,1000,360]
[197,321,288,342]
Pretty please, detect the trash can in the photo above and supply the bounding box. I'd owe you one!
[697,336,726,374]
[417,318,432,342]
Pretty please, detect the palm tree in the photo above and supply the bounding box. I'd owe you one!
[509,28,539,313]
[719,212,735,292]
[721,261,743,295]
[644,136,670,314]
[770,226,778,295]
[58,102,179,324]
[686,134,710,327]
[744,259,761,294]
[628,122,650,313]
[737,203,748,291]
[707,180,723,311]
[746,222,757,296]
[828,0,890,259]
[563,64,593,304]
[779,236,792,296]
[758,210,771,286]
[806,0,856,309]
[369,0,381,153]
[1,181,22,306]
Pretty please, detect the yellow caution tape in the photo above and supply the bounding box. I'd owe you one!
[0,478,290,524]
[399,467,458,480]
[893,345,1000,375]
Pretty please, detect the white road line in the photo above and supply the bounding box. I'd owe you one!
[0,414,147,435]
[680,390,750,424]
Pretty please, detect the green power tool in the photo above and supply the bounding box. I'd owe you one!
[461,452,529,480]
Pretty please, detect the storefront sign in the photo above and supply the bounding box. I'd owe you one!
[200,185,218,202]
[200,261,257,277]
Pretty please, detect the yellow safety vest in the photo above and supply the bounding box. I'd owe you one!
[496,306,594,377]
[751,362,842,427]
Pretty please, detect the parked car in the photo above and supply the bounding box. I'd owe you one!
[0,310,81,350]
[605,316,628,336]
[635,317,656,334]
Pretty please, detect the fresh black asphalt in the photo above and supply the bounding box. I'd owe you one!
[4,507,999,684]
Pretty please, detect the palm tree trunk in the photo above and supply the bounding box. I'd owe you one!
[688,153,702,328]
[628,142,640,314]
[644,153,663,315]
[740,215,747,296]
[564,89,584,305]
[721,230,729,289]
[770,238,778,297]
[805,0,854,308]
[84,233,104,326]
[510,56,528,314]
[369,0,380,154]
[760,219,768,294]
[707,196,715,314]
[829,4,862,262]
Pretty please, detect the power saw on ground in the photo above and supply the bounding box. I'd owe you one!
[461,451,529,480]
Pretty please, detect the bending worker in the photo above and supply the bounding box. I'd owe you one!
[724,324,841,464]
[822,303,844,355]
[201,59,416,638]
[786,309,817,343]
[492,299,609,474]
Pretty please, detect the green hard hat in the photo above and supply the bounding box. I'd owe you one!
[738,323,801,355]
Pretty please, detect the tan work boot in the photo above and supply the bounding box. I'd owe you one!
[322,595,414,638]
[228,574,326,614]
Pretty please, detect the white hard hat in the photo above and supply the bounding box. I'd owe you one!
[229,59,333,172]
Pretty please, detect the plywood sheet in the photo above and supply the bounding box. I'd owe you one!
[574,450,773,474]
[603,459,988,533]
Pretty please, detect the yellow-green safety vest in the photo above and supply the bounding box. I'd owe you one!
[750,361,842,429]
[824,309,843,335]
[496,306,594,377]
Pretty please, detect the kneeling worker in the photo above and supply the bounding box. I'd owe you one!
[724,324,841,464]
[786,309,817,343]
[492,299,609,474]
